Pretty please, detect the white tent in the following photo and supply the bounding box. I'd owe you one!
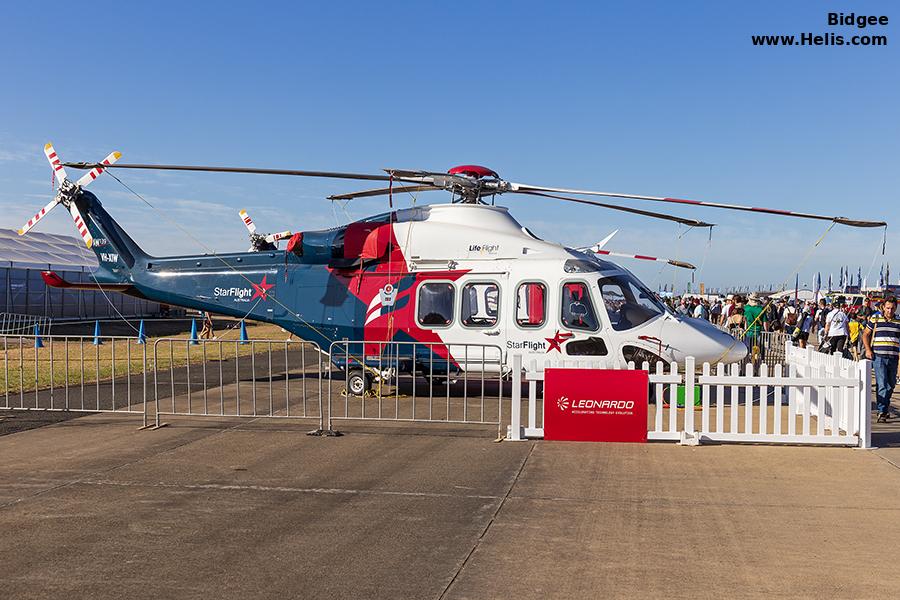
[766,289,817,302]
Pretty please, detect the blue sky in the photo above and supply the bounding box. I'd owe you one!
[1,0,897,292]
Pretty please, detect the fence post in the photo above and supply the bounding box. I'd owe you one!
[858,359,873,449]
[508,353,522,440]
[684,356,695,433]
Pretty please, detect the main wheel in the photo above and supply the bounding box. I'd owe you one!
[347,369,371,396]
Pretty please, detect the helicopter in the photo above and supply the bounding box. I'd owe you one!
[19,144,886,394]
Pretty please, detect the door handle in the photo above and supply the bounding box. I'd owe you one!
[483,330,501,336]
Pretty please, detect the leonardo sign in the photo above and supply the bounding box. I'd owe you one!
[543,368,648,443]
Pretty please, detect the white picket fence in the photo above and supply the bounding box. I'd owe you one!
[508,341,872,448]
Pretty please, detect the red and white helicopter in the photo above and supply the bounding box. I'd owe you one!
[18,145,886,392]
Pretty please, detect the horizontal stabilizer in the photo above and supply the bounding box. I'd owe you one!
[41,271,134,292]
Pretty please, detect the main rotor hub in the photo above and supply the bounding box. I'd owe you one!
[447,165,499,179]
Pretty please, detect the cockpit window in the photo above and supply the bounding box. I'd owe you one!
[561,282,599,331]
[599,273,666,331]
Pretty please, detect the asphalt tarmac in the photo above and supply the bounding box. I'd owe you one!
[2,409,900,599]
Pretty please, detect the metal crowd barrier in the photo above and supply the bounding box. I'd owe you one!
[0,313,52,336]
[0,334,148,424]
[742,330,792,366]
[1,334,508,438]
[325,340,505,434]
[151,338,325,429]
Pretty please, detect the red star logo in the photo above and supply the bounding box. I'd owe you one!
[251,275,274,301]
[545,330,574,353]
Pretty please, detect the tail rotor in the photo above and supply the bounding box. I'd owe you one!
[18,143,121,248]
[239,208,292,251]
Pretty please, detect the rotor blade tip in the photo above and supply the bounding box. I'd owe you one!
[112,151,122,159]
[85,240,92,249]
[17,228,25,235]
[44,143,52,150]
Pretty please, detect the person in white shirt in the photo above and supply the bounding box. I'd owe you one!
[824,298,850,355]
[722,297,734,325]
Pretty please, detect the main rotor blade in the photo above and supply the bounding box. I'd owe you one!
[63,162,393,182]
[517,191,715,228]
[511,183,886,228]
[75,150,122,188]
[328,184,440,201]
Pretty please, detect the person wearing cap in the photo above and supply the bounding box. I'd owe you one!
[744,293,768,335]
[722,296,735,325]
[823,297,850,355]
[863,296,900,422]
[743,293,768,360]
[727,297,745,333]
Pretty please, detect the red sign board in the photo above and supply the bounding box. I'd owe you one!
[543,368,648,443]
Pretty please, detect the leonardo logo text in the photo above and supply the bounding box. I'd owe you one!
[557,396,635,411]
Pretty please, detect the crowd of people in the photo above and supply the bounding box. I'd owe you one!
[666,294,878,357]
[665,293,900,422]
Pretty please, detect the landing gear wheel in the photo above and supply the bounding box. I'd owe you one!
[347,369,371,396]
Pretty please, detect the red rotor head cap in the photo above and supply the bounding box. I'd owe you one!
[447,165,499,179]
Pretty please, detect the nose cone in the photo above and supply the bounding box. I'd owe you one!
[720,339,749,363]
[672,317,748,364]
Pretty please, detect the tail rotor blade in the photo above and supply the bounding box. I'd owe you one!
[44,143,68,185]
[75,151,122,188]
[18,197,61,235]
[68,202,94,248]
[264,230,293,244]
[239,209,257,234]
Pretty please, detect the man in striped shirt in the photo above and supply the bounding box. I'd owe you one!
[863,297,900,422]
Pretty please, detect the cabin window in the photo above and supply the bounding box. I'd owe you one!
[561,281,599,331]
[461,282,499,327]
[599,274,666,331]
[417,282,455,327]
[515,282,546,328]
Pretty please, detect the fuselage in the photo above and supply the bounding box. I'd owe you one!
[92,200,746,368]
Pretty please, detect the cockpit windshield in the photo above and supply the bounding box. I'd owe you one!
[598,273,667,331]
